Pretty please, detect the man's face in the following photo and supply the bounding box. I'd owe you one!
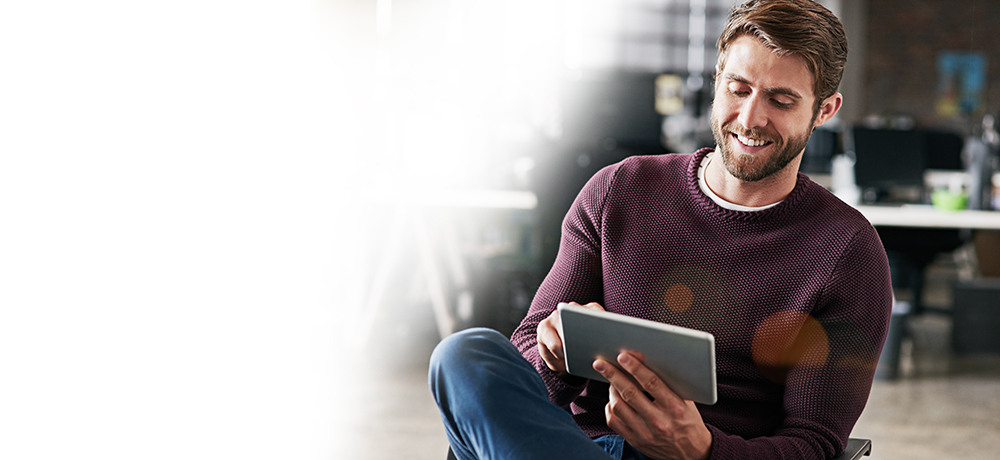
[711,35,820,182]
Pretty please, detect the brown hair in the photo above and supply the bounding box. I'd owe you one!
[717,0,848,107]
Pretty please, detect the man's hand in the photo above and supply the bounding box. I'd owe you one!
[594,352,712,460]
[537,302,605,378]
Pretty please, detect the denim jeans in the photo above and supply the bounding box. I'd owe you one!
[428,328,653,460]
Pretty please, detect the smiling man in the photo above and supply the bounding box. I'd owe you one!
[428,1,893,460]
[710,35,837,198]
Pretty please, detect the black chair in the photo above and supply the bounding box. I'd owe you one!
[838,438,873,460]
[446,437,871,459]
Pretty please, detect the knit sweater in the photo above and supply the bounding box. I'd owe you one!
[510,148,893,460]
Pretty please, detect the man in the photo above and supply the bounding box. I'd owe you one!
[428,1,893,459]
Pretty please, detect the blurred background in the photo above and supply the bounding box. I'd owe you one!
[2,0,999,459]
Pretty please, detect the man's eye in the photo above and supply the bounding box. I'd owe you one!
[726,82,749,96]
[771,99,793,109]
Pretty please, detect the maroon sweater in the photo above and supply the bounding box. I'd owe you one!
[511,149,893,459]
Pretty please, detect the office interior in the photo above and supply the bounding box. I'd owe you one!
[5,1,1000,460]
[327,0,1000,459]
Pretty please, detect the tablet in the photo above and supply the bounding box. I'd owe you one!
[557,303,717,405]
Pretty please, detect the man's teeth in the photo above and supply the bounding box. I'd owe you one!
[736,133,769,147]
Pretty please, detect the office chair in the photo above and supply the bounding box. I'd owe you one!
[445,437,871,459]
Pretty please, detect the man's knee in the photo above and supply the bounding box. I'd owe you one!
[429,327,545,420]
[429,327,511,379]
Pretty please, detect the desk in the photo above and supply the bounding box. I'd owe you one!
[854,205,1000,378]
[856,205,1000,230]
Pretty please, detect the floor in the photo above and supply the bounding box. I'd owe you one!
[852,314,1000,460]
[334,256,1000,460]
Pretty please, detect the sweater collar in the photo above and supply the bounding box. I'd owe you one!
[689,147,812,220]
[697,150,781,212]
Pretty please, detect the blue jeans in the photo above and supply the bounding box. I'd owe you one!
[428,328,652,460]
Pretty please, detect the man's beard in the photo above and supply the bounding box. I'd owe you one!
[711,112,815,183]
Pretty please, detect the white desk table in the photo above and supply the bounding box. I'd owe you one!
[856,204,1000,230]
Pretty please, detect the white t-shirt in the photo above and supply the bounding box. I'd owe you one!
[697,151,781,212]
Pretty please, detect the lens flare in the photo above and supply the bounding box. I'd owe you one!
[664,283,695,313]
[751,310,830,384]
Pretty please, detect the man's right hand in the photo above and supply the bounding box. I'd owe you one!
[537,302,606,379]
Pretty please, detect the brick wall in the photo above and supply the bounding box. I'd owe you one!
[864,0,1000,132]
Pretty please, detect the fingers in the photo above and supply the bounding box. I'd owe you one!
[538,314,563,360]
[617,351,685,409]
[595,352,686,421]
[597,352,713,459]
[594,355,651,409]
[537,302,606,374]
[606,381,646,440]
[537,310,565,373]
[578,302,606,312]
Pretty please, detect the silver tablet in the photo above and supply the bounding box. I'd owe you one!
[557,303,717,405]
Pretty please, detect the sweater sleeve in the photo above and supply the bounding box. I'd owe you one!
[509,162,619,408]
[706,223,894,460]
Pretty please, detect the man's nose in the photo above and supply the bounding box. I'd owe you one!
[736,93,768,131]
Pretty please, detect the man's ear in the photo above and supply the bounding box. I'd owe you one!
[813,92,843,128]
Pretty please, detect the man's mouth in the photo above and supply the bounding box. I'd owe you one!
[733,132,773,148]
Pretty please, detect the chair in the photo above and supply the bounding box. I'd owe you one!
[446,437,871,459]
[837,438,873,460]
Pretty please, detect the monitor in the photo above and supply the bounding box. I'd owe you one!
[924,130,964,170]
[801,127,839,174]
[852,127,928,201]
[560,72,666,152]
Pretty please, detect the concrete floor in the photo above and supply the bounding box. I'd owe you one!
[336,259,1000,460]
[852,314,1000,460]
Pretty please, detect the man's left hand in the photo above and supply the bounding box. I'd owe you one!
[594,352,712,460]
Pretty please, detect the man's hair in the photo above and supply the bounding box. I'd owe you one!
[717,0,848,106]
